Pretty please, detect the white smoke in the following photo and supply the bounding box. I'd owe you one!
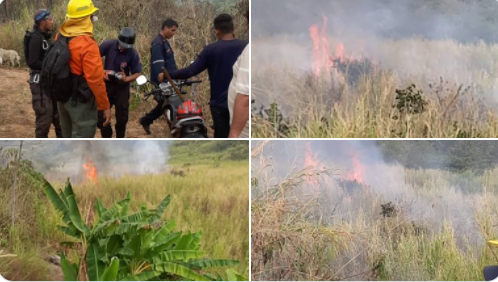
[0,141,172,181]
[254,140,488,246]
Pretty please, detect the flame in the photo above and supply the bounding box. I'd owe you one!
[304,142,320,186]
[309,16,333,77]
[83,160,98,185]
[309,16,349,78]
[335,42,345,62]
[345,152,364,184]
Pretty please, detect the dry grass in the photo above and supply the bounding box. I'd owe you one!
[251,141,498,281]
[252,36,498,138]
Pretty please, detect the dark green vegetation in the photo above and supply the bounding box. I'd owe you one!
[44,179,245,281]
[376,140,498,173]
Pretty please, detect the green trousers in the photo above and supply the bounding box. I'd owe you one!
[58,95,98,138]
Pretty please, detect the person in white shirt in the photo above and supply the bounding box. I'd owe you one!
[228,10,250,138]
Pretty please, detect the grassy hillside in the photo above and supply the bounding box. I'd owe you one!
[170,140,249,164]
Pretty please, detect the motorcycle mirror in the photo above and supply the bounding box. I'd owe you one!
[136,75,148,86]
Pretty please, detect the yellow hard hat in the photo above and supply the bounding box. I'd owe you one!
[66,0,99,19]
[488,240,498,246]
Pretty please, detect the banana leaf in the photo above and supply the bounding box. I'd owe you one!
[154,262,209,281]
[87,241,106,281]
[100,257,120,281]
[60,253,78,281]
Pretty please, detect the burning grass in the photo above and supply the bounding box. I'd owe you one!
[252,141,498,281]
[252,28,498,138]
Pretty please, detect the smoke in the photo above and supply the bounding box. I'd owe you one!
[81,141,171,176]
[253,0,498,43]
[253,140,486,245]
[252,0,498,103]
[1,141,172,182]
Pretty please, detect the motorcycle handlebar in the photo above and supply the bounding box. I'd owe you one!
[142,80,202,100]
[143,89,159,100]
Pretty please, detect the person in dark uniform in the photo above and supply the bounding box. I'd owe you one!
[158,14,248,138]
[97,27,142,138]
[139,18,178,135]
[24,9,62,138]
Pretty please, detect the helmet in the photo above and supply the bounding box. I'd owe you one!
[118,27,136,49]
[66,0,99,19]
[178,100,203,119]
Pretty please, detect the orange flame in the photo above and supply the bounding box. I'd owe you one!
[345,152,364,184]
[83,160,98,185]
[305,143,320,186]
[309,16,333,77]
[309,16,348,78]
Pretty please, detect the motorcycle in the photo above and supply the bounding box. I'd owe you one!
[484,240,498,281]
[136,68,208,138]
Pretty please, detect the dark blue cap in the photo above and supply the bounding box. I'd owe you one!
[34,9,52,23]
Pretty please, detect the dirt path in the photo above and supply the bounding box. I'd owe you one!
[0,67,208,138]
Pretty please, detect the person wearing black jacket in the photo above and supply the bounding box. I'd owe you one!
[25,9,62,138]
[97,28,143,138]
[139,19,178,135]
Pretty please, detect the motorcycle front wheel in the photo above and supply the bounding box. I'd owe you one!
[182,132,206,138]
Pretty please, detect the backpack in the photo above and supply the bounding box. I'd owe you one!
[40,33,74,103]
[23,29,41,64]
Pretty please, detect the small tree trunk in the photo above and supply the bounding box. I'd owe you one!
[3,0,8,22]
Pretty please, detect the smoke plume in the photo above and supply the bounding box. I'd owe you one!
[0,141,172,182]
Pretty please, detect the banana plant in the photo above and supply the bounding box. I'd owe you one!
[44,179,245,281]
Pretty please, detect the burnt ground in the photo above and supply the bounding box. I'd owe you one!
[0,66,213,138]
